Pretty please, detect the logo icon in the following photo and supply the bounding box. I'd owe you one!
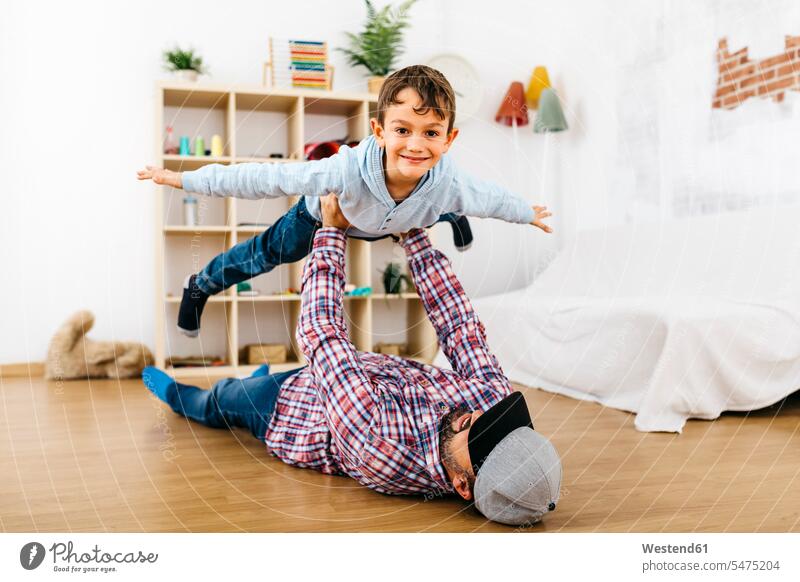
[20,542,46,570]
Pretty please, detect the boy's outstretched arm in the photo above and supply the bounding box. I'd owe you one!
[450,168,553,233]
[137,155,344,200]
[531,205,553,233]
[137,166,183,188]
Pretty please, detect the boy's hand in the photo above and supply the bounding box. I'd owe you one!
[320,193,351,230]
[530,205,553,233]
[137,166,183,189]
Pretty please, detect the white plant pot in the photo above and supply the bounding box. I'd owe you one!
[174,69,199,82]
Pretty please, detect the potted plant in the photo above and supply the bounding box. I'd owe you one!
[380,262,412,295]
[163,46,207,82]
[339,0,417,94]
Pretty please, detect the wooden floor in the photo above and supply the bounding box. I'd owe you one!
[1,373,798,533]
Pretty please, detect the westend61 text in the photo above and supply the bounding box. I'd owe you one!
[642,543,708,554]
[49,541,158,564]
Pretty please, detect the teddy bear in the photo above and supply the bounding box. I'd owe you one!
[44,310,153,380]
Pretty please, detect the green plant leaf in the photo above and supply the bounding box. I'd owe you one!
[163,46,207,74]
[337,0,417,77]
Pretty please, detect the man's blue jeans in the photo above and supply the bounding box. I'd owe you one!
[195,197,460,295]
[165,367,305,441]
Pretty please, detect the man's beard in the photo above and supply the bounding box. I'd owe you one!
[438,405,476,489]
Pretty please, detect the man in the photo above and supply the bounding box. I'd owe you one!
[143,195,561,526]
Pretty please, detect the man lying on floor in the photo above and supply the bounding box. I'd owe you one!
[143,194,561,526]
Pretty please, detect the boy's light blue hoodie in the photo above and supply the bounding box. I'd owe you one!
[181,135,535,238]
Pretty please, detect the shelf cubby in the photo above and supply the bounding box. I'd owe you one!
[371,295,437,362]
[237,300,302,366]
[163,88,232,159]
[163,301,236,374]
[239,266,296,297]
[235,91,303,162]
[304,98,368,145]
[235,197,291,231]
[162,232,233,298]
[162,187,228,227]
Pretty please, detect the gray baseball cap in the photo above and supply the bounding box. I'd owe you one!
[473,426,562,526]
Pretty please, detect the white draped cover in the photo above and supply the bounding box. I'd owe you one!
[437,205,800,432]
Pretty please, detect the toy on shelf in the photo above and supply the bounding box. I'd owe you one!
[237,282,260,296]
[345,286,372,296]
[164,126,178,154]
[179,136,191,156]
[194,136,205,157]
[210,134,224,157]
[183,195,198,226]
[263,38,334,90]
[304,138,360,161]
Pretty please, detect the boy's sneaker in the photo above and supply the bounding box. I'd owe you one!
[177,274,209,337]
[449,215,473,251]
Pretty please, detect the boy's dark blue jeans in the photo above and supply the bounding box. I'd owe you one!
[166,367,305,441]
[194,197,460,295]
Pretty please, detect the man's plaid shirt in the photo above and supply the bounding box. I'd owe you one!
[263,227,512,496]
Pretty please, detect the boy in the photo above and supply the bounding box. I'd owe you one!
[138,65,553,336]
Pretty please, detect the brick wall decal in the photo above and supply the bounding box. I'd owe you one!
[713,35,800,109]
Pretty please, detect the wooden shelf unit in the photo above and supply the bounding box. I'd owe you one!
[154,81,438,378]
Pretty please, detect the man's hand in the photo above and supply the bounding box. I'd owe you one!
[320,193,351,230]
[137,166,183,189]
[530,205,553,233]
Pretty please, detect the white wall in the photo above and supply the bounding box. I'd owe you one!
[608,0,800,221]
[3,0,799,364]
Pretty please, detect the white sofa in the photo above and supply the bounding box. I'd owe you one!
[438,204,800,432]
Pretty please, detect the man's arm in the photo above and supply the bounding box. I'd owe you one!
[400,229,512,390]
[295,225,376,470]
